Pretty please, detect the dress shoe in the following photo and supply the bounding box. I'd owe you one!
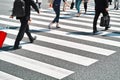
[105,27,109,31]
[56,26,60,28]
[93,30,101,35]
[93,30,98,34]
[30,36,37,43]
[13,46,22,50]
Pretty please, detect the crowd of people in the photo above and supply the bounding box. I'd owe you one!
[9,0,119,49]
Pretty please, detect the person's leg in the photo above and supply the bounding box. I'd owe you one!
[14,18,28,49]
[63,2,66,11]
[48,5,60,29]
[84,2,87,13]
[116,0,119,9]
[76,0,82,16]
[38,2,41,8]
[54,5,60,28]
[114,0,117,9]
[25,23,36,43]
[93,10,101,33]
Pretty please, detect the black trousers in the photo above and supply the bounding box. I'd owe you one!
[93,9,109,31]
[52,4,60,23]
[14,18,33,47]
[84,2,88,12]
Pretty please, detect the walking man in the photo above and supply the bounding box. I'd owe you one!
[10,0,40,49]
[93,0,110,34]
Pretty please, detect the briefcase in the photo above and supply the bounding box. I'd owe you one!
[0,31,7,48]
[100,15,110,27]
[70,1,74,9]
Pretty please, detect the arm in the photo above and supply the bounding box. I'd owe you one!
[30,0,40,13]
[49,0,53,8]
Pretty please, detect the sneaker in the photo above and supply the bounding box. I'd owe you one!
[76,13,81,17]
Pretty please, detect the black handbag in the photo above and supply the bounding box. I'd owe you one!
[100,15,110,27]
[70,0,74,9]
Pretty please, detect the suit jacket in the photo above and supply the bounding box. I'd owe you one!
[94,0,108,10]
[17,0,39,20]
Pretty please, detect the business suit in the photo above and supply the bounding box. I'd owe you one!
[93,0,109,34]
[13,0,39,49]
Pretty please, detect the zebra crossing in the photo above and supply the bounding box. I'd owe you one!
[0,6,120,80]
[0,71,23,80]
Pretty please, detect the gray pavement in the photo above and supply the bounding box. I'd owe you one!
[0,0,120,80]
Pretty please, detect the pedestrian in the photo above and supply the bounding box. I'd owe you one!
[48,0,65,29]
[114,0,119,10]
[75,0,83,17]
[10,0,40,49]
[36,0,42,9]
[83,0,89,14]
[93,0,110,34]
[63,0,70,11]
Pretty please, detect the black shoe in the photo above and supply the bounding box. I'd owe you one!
[105,27,109,31]
[13,46,22,50]
[93,30,101,35]
[56,26,60,28]
[30,36,37,43]
[93,30,98,34]
[116,8,119,10]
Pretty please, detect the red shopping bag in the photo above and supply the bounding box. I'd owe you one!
[0,31,7,48]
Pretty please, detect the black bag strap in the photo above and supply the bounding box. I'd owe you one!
[72,0,74,2]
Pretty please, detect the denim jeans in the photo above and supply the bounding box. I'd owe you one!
[75,0,82,13]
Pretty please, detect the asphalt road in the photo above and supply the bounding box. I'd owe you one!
[0,0,120,80]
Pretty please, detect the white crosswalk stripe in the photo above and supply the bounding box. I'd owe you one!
[0,6,120,79]
[0,71,23,80]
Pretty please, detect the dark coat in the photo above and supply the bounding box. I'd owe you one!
[108,0,112,2]
[94,0,108,10]
[17,0,39,20]
[53,0,65,6]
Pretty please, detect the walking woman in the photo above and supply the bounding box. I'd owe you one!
[48,0,65,29]
[63,0,70,11]
[75,0,82,17]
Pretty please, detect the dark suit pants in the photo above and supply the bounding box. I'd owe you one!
[14,18,33,47]
[93,9,109,31]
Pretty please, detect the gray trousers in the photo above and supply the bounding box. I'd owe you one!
[114,0,119,9]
